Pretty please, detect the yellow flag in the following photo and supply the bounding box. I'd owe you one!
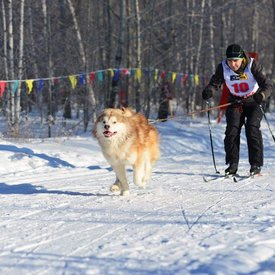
[154,69,159,81]
[136,68,142,82]
[194,74,200,86]
[25,80,34,94]
[109,69,114,78]
[172,72,177,83]
[69,75,77,90]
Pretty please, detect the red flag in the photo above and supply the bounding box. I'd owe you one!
[89,72,95,84]
[0,81,7,97]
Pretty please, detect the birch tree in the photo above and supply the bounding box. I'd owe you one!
[108,0,126,108]
[134,0,141,112]
[67,0,96,129]
[14,0,25,136]
[251,3,259,52]
[208,0,215,73]
[272,0,275,77]
[7,0,16,135]
[1,0,8,79]
[42,0,54,137]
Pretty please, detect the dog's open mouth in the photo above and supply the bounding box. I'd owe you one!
[103,131,117,137]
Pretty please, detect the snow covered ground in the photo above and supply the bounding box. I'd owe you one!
[0,113,275,275]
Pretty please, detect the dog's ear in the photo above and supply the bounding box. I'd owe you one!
[121,107,135,117]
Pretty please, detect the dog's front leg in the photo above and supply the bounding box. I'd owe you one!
[133,160,145,188]
[110,164,129,196]
[143,163,152,186]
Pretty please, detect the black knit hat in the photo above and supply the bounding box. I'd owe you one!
[226,44,244,59]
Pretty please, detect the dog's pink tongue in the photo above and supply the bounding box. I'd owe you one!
[103,131,113,137]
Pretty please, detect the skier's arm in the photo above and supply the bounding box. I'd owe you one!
[202,63,224,100]
[251,60,273,101]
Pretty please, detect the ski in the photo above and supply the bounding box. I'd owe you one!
[203,174,238,183]
[203,172,264,183]
[236,172,263,182]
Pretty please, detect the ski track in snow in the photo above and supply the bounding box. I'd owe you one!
[0,118,275,274]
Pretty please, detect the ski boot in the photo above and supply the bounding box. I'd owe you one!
[250,165,261,176]
[225,163,238,175]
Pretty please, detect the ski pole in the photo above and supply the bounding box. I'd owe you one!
[259,105,275,143]
[206,101,220,174]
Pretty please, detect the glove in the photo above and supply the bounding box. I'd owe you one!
[202,88,213,100]
[253,92,265,104]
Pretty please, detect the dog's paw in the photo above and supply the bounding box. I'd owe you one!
[141,181,147,189]
[135,181,146,189]
[110,184,120,193]
[121,190,130,196]
[134,180,144,188]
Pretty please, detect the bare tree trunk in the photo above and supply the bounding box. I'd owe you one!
[103,0,112,107]
[1,0,9,118]
[157,0,175,118]
[194,0,205,75]
[251,3,259,52]
[7,1,14,81]
[144,0,156,117]
[14,0,25,136]
[185,0,194,114]
[134,0,141,112]
[59,0,71,120]
[28,2,42,122]
[109,0,126,108]
[221,1,227,57]
[42,0,54,137]
[67,0,96,130]
[84,0,97,128]
[208,0,215,73]
[124,0,132,108]
[67,0,86,66]
[7,0,16,135]
[193,0,205,116]
[1,0,8,78]
[272,0,275,78]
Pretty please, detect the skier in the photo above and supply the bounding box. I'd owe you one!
[202,44,273,175]
[158,80,173,121]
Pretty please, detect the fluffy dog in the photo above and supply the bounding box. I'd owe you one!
[93,107,160,195]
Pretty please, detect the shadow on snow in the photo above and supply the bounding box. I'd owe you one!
[0,182,110,197]
[0,144,75,168]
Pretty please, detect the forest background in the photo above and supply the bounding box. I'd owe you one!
[0,0,275,138]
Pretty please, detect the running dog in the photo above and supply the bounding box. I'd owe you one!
[93,107,160,195]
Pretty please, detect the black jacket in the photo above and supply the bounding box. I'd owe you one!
[204,53,273,103]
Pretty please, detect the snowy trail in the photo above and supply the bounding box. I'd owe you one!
[0,118,275,274]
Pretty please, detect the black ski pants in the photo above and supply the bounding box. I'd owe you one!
[224,100,263,166]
